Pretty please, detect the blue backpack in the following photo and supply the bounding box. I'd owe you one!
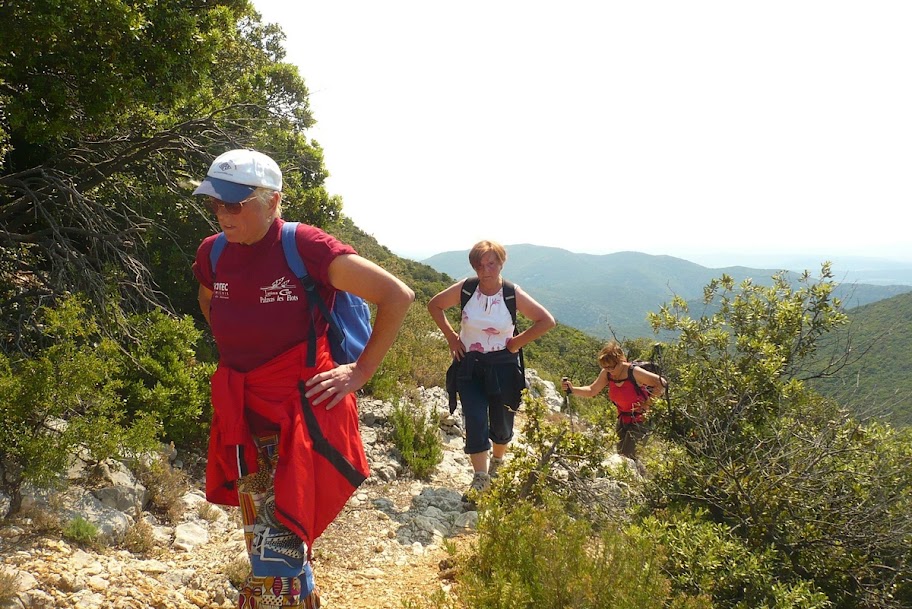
[208,222,372,366]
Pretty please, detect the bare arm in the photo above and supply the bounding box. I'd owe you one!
[632,366,666,400]
[305,254,415,408]
[507,285,556,352]
[562,368,609,398]
[427,281,465,359]
[198,285,213,326]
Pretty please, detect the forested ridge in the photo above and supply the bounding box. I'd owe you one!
[425,245,912,340]
[2,2,911,608]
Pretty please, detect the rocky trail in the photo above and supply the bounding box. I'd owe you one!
[1,380,567,609]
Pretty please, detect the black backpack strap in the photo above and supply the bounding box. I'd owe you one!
[460,277,479,311]
[500,279,525,387]
[628,363,649,402]
[501,279,517,325]
[461,277,517,326]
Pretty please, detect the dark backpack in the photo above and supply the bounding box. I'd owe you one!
[626,360,665,402]
[208,221,372,366]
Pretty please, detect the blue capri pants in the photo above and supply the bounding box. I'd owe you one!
[457,375,516,454]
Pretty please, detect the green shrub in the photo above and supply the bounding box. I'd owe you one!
[0,296,161,517]
[647,268,912,608]
[388,398,444,480]
[62,516,101,548]
[459,493,709,609]
[635,510,829,609]
[116,310,215,448]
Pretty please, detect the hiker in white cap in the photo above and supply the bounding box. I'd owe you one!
[191,148,414,608]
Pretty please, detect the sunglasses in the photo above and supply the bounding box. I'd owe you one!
[205,196,249,215]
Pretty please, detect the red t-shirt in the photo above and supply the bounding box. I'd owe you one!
[192,218,356,372]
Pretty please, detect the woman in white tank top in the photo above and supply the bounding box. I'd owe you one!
[428,240,555,501]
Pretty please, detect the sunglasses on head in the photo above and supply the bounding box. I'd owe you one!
[205,197,247,215]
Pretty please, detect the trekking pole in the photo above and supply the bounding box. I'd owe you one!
[561,376,575,432]
[652,343,673,434]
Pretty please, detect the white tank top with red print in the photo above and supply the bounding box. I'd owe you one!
[459,283,516,354]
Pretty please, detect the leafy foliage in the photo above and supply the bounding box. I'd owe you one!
[645,266,912,608]
[0,296,161,516]
[0,296,213,518]
[388,398,444,480]
[460,492,709,609]
[115,310,215,447]
[0,0,338,354]
[62,516,102,549]
[364,301,453,400]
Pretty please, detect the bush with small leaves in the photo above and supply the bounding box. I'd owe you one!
[459,493,710,609]
[133,453,190,523]
[388,397,444,480]
[0,296,161,517]
[63,516,101,549]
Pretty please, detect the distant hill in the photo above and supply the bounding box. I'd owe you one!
[684,253,912,286]
[423,244,912,340]
[811,292,912,427]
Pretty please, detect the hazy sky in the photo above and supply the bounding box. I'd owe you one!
[251,1,912,265]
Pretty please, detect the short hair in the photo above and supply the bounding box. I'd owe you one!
[597,341,627,369]
[468,240,507,270]
[253,187,282,219]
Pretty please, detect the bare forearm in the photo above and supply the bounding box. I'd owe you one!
[510,316,555,350]
[355,287,414,378]
[568,384,601,398]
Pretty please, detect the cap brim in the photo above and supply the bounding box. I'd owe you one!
[192,176,256,203]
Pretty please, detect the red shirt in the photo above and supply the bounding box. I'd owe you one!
[192,219,356,372]
[608,379,647,422]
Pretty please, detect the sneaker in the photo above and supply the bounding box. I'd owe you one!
[461,471,490,503]
[487,456,504,478]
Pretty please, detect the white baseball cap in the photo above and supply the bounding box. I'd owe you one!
[192,149,282,203]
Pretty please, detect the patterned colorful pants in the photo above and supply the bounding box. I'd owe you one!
[236,434,321,608]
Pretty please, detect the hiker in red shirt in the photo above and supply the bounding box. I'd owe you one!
[191,149,414,608]
[561,341,666,474]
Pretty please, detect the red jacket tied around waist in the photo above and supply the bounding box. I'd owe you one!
[205,337,369,547]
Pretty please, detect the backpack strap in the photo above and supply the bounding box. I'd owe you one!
[502,280,517,324]
[459,277,516,324]
[627,363,649,402]
[281,221,345,367]
[460,277,479,312]
[208,233,228,278]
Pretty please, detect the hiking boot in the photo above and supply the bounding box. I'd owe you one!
[461,471,490,503]
[487,456,504,478]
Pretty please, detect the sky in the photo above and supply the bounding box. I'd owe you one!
[251,1,912,267]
